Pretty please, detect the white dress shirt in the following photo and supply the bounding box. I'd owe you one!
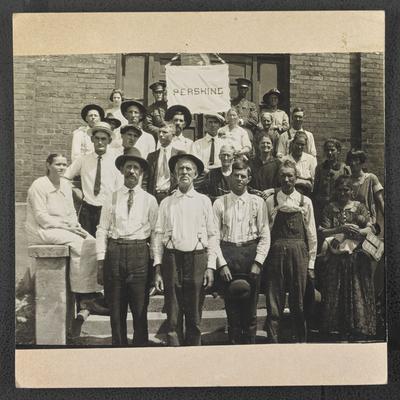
[283,153,317,182]
[277,128,317,158]
[265,189,317,269]
[171,134,193,153]
[96,185,159,260]
[156,144,174,191]
[213,191,271,266]
[152,188,218,269]
[135,129,156,159]
[71,126,93,162]
[64,150,123,207]
[217,125,252,152]
[191,134,223,169]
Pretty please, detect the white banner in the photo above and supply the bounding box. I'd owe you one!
[166,64,231,114]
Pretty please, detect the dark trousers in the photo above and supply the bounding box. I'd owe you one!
[161,248,207,346]
[104,239,150,346]
[78,201,102,237]
[221,242,259,344]
[265,239,308,343]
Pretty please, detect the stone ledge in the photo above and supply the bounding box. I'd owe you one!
[28,245,70,258]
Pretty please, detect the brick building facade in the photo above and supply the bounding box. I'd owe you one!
[14,52,384,202]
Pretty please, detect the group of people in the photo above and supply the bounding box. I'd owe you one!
[26,77,385,346]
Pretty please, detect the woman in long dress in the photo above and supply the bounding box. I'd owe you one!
[318,175,377,341]
[26,154,101,312]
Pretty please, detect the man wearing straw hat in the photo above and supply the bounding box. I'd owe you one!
[96,147,158,346]
[153,153,217,346]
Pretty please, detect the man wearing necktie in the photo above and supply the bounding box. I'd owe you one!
[143,123,185,204]
[213,159,271,344]
[96,147,158,346]
[191,113,225,172]
[64,121,122,315]
[276,107,317,158]
[153,154,218,346]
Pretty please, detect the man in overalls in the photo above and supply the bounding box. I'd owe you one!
[264,159,317,343]
[213,159,270,344]
[153,154,217,346]
[96,147,158,346]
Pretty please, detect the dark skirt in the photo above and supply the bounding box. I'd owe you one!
[319,250,376,337]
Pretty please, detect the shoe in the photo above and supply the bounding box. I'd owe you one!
[81,298,110,316]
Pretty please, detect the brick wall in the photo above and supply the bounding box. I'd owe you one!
[14,54,117,202]
[290,52,384,183]
[360,52,385,183]
[290,53,354,164]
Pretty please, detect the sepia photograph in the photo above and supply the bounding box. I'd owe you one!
[13,11,387,387]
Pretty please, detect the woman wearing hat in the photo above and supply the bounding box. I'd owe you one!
[318,175,378,341]
[71,104,105,162]
[26,153,102,316]
[96,147,158,346]
[262,88,289,136]
[105,89,128,126]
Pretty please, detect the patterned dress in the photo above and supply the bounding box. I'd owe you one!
[319,201,376,337]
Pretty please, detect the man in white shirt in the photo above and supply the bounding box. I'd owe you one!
[144,123,185,204]
[191,113,225,172]
[153,154,217,346]
[277,107,317,158]
[64,121,122,237]
[282,131,317,196]
[71,104,105,162]
[121,99,156,158]
[96,147,158,346]
[164,104,193,153]
[264,159,317,343]
[213,159,270,344]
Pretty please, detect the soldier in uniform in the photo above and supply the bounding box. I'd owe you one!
[231,78,259,136]
[143,81,168,144]
[262,88,290,136]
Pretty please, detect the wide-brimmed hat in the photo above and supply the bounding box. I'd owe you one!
[165,105,192,127]
[89,121,113,137]
[236,78,252,88]
[263,88,281,104]
[81,104,105,122]
[103,113,121,129]
[149,81,166,91]
[205,113,225,125]
[120,124,142,137]
[168,153,204,175]
[115,147,148,171]
[228,278,251,299]
[120,99,147,119]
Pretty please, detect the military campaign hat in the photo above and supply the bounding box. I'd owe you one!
[165,104,192,127]
[81,104,105,122]
[236,78,252,88]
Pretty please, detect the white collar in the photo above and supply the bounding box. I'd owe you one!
[230,190,250,202]
[122,184,141,195]
[176,187,196,198]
